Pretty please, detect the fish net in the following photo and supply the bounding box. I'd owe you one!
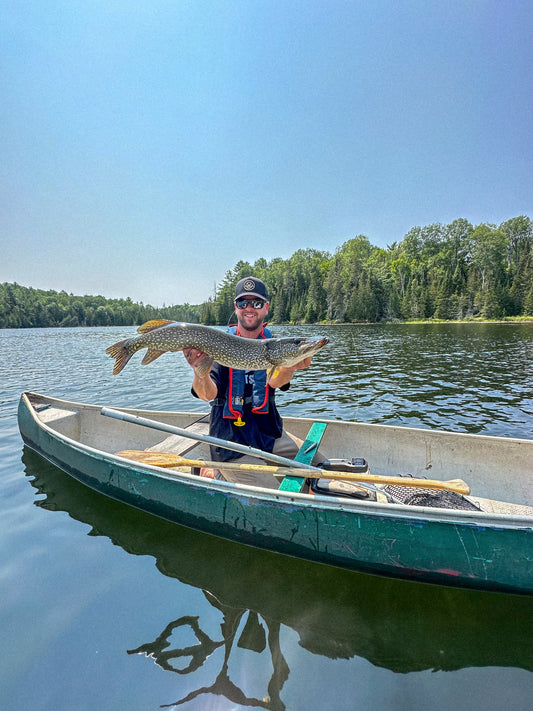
[382,485,481,511]
[310,475,482,511]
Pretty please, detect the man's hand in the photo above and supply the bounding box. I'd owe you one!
[183,347,209,370]
[293,357,312,370]
[268,357,313,388]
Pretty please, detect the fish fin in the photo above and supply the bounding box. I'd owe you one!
[137,319,176,334]
[106,340,134,375]
[195,355,214,377]
[141,349,166,366]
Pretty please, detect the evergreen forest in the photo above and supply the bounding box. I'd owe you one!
[0,288,201,329]
[2,216,532,329]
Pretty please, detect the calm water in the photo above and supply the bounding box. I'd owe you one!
[1,323,532,711]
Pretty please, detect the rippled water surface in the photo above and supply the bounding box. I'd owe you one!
[1,323,532,711]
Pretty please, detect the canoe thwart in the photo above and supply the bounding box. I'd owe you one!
[278,422,329,493]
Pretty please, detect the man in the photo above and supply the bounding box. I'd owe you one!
[184,276,314,488]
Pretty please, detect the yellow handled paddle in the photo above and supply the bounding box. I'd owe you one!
[114,450,470,495]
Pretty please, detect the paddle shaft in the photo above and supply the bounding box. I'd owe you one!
[115,449,471,495]
[101,407,320,471]
[181,459,470,494]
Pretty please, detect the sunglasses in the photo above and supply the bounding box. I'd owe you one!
[235,298,266,310]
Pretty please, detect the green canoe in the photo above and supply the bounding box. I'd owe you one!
[17,391,533,594]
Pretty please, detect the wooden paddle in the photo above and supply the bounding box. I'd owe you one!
[114,449,471,495]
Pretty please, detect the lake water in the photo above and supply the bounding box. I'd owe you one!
[1,323,532,711]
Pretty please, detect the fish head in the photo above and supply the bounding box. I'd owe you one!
[266,335,329,367]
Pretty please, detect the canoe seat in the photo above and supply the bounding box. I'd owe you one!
[145,421,210,458]
[38,406,80,438]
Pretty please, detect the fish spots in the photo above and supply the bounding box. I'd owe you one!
[107,322,328,375]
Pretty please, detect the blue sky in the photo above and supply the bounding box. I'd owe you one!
[2,0,532,306]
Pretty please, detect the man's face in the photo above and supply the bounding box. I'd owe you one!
[235,296,269,333]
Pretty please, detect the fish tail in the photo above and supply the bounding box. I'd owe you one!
[137,319,176,334]
[106,339,136,375]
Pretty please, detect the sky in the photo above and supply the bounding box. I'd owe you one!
[1,0,532,306]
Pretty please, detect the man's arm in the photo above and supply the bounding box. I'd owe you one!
[184,348,218,401]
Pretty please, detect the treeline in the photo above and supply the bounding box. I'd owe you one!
[202,216,533,324]
[0,284,200,328]
[2,216,532,328]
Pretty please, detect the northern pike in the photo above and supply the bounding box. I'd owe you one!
[106,319,329,377]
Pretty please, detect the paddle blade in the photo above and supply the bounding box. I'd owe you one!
[115,450,186,468]
[445,479,471,495]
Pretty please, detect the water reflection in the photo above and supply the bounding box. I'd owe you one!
[24,448,533,708]
[130,602,289,709]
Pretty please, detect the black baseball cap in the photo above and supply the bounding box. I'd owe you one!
[234,277,269,301]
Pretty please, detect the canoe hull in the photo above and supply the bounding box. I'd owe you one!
[18,393,533,594]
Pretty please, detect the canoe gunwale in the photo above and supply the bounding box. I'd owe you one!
[24,390,533,446]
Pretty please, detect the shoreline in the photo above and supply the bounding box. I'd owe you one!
[284,318,533,326]
[1,318,533,331]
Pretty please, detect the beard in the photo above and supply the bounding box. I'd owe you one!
[237,312,264,333]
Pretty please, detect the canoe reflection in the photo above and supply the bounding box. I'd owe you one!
[24,448,533,689]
